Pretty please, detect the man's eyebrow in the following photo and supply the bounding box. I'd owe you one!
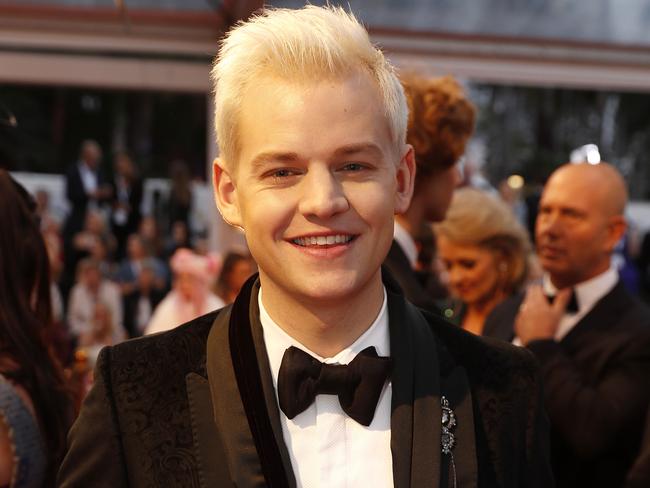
[250,152,300,171]
[249,143,384,170]
[331,143,383,159]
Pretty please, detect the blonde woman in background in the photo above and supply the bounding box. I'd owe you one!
[434,187,533,335]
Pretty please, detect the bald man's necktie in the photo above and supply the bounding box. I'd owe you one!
[546,289,579,314]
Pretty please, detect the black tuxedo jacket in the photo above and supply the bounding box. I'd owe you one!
[484,281,650,488]
[63,163,108,238]
[108,177,144,233]
[58,276,552,487]
[384,240,443,314]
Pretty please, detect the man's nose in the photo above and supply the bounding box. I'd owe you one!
[537,211,561,237]
[298,167,349,220]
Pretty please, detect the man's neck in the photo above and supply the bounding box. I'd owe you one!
[395,207,421,239]
[258,272,385,358]
[549,262,612,290]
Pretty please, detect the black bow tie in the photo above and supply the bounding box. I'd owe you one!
[546,290,579,313]
[277,346,391,426]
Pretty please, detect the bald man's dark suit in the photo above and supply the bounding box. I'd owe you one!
[484,280,650,488]
[59,275,552,487]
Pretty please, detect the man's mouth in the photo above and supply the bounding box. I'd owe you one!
[538,245,564,257]
[291,234,356,247]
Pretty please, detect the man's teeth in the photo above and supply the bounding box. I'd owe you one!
[292,235,353,246]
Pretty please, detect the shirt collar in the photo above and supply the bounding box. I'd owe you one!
[259,287,390,389]
[542,266,618,314]
[393,220,418,269]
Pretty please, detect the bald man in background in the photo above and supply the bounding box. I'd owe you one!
[484,162,650,488]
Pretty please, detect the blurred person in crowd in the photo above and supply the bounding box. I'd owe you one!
[163,220,191,260]
[62,209,117,302]
[41,220,72,365]
[109,151,143,260]
[498,177,528,226]
[192,234,211,257]
[60,7,552,486]
[76,302,117,364]
[35,187,63,232]
[115,234,167,296]
[62,140,111,242]
[214,251,256,304]
[67,258,126,346]
[0,170,72,487]
[384,73,476,312]
[138,215,164,259]
[485,162,650,488]
[71,209,116,261]
[89,237,117,281]
[166,159,193,232]
[145,248,223,334]
[434,188,532,335]
[122,264,165,338]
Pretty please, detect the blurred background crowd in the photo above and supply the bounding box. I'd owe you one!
[2,0,650,487]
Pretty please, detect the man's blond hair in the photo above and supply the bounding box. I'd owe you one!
[211,5,408,166]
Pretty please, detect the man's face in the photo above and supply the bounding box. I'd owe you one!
[535,170,621,288]
[127,236,145,260]
[214,72,414,305]
[83,145,101,169]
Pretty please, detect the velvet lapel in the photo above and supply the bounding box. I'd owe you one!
[437,341,478,488]
[388,290,478,488]
[185,372,232,487]
[206,276,295,488]
[388,290,441,488]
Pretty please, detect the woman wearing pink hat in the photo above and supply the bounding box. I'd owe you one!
[145,248,225,334]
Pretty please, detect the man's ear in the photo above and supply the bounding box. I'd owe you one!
[605,214,627,252]
[212,158,243,229]
[394,145,416,215]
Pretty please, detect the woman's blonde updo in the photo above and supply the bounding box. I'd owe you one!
[435,188,533,294]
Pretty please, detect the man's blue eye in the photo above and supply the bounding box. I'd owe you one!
[342,163,363,171]
[272,169,293,178]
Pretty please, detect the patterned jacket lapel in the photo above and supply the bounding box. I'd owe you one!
[204,277,295,488]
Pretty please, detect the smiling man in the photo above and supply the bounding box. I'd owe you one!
[59,6,551,488]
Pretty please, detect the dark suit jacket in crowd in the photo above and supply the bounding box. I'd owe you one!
[58,275,553,488]
[384,240,443,314]
[484,280,650,488]
[108,177,143,233]
[122,289,165,338]
[63,163,108,239]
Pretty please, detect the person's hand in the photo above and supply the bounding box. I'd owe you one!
[515,285,571,345]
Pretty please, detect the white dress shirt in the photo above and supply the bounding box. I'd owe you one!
[514,267,618,345]
[393,221,418,269]
[259,288,393,488]
[78,161,98,196]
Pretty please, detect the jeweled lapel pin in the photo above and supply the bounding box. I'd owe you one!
[441,395,457,488]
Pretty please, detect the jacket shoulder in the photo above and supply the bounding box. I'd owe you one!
[105,309,222,377]
[422,309,539,389]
